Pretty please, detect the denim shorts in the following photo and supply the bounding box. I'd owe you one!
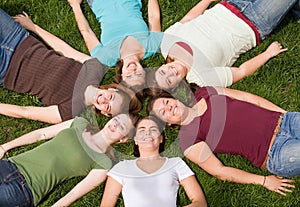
[0,159,34,207]
[266,112,300,177]
[227,0,298,41]
[0,8,29,86]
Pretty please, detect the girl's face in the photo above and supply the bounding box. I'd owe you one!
[134,119,163,149]
[93,88,124,116]
[155,61,187,90]
[151,97,188,125]
[103,114,133,140]
[121,59,145,87]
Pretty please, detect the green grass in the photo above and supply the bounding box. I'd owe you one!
[1,0,300,206]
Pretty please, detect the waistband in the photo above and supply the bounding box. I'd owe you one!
[260,114,283,169]
[219,0,260,45]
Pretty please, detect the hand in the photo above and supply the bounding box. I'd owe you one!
[263,175,295,196]
[0,145,6,159]
[67,0,83,7]
[265,41,288,58]
[13,12,36,32]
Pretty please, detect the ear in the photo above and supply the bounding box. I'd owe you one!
[159,135,163,143]
[101,111,110,117]
[119,137,129,143]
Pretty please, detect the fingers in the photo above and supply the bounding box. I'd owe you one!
[273,177,295,196]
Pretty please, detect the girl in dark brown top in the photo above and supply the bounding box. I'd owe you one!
[0,9,141,124]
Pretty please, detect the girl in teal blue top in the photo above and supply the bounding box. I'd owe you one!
[68,0,162,95]
[0,114,136,206]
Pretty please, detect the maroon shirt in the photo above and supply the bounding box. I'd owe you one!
[4,36,105,121]
[179,87,281,167]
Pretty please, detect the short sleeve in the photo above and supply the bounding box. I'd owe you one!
[173,157,194,181]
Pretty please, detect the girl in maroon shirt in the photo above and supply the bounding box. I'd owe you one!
[148,86,298,196]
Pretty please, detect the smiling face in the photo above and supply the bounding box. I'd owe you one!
[102,114,134,141]
[121,59,146,87]
[151,97,188,125]
[155,61,187,90]
[134,119,163,150]
[93,88,124,116]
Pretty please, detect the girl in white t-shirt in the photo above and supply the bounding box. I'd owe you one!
[100,116,207,207]
[153,0,298,91]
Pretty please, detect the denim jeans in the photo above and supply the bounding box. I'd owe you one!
[227,0,299,41]
[0,160,34,207]
[0,8,29,86]
[266,112,300,177]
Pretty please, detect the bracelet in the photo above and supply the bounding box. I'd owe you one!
[0,145,7,153]
[262,176,266,186]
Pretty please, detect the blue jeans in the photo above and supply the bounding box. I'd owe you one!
[0,8,29,86]
[227,0,299,41]
[0,160,33,207]
[266,112,300,177]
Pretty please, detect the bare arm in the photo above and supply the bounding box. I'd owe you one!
[230,41,288,83]
[0,119,73,158]
[148,0,161,32]
[68,0,100,52]
[13,12,91,63]
[184,142,295,196]
[179,0,215,23]
[213,87,286,113]
[100,176,122,207]
[0,103,63,124]
[181,176,207,207]
[53,169,107,207]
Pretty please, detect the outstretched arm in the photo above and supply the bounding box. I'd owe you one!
[68,0,100,52]
[148,0,161,32]
[0,118,73,158]
[213,87,287,113]
[181,176,207,207]
[184,142,295,196]
[52,169,107,207]
[13,12,90,63]
[0,103,63,124]
[179,0,216,23]
[100,176,122,207]
[230,41,288,84]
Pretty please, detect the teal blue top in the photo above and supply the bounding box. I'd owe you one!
[89,0,163,66]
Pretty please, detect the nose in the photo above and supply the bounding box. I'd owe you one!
[99,96,109,104]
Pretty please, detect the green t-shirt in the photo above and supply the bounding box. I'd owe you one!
[9,117,112,205]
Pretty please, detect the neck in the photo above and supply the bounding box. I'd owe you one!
[84,85,97,106]
[91,131,112,153]
[181,98,207,125]
[120,36,145,59]
[138,151,161,160]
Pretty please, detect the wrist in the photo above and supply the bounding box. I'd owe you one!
[262,176,266,186]
[0,145,7,153]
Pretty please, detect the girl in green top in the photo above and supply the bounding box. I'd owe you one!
[0,113,136,206]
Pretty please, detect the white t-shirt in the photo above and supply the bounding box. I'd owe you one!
[107,157,194,207]
[160,4,256,87]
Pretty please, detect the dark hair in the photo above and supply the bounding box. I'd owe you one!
[133,115,166,157]
[94,83,142,116]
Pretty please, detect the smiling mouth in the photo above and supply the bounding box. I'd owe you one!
[173,105,177,116]
[127,61,137,69]
[95,93,102,105]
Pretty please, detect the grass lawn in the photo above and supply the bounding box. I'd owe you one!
[0,0,299,206]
